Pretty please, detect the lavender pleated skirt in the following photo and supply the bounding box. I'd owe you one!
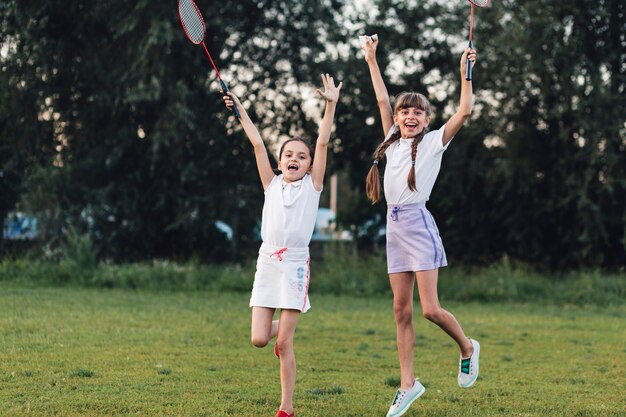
[386,203,448,273]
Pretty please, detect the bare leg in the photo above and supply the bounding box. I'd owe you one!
[389,272,418,390]
[275,309,300,414]
[251,306,277,347]
[415,269,473,357]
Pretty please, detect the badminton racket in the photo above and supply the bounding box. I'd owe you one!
[465,0,489,81]
[178,0,240,118]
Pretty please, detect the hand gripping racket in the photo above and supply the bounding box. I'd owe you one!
[178,0,241,118]
[465,0,489,81]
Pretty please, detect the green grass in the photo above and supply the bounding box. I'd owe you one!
[1,285,624,416]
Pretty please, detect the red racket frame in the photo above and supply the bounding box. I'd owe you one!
[178,0,240,118]
[466,0,490,81]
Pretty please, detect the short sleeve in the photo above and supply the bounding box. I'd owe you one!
[423,124,451,155]
[304,172,323,195]
[264,175,280,194]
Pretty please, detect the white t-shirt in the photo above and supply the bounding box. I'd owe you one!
[260,173,322,248]
[383,124,452,205]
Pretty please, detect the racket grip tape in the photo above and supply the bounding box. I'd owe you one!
[465,40,473,81]
[219,79,241,119]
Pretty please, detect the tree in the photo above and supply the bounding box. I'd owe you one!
[2,0,623,269]
[330,0,625,269]
[1,0,347,261]
[458,0,626,268]
[1,1,56,257]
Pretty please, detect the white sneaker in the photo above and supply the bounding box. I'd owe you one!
[458,338,480,388]
[386,379,425,417]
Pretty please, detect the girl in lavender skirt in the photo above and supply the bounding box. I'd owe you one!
[361,34,481,417]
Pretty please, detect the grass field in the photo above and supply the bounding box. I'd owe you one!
[1,284,624,416]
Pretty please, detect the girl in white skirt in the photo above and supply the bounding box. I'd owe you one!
[361,35,480,417]
[223,74,341,417]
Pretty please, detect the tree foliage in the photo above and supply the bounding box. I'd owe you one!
[431,0,626,269]
[2,0,344,261]
[1,0,624,269]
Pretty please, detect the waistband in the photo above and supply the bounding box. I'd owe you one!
[387,202,427,222]
[387,201,426,210]
[387,202,426,210]
[260,242,310,256]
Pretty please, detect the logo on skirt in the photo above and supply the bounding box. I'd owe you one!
[291,266,306,294]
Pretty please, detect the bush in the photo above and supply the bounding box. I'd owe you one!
[0,251,623,305]
[312,243,390,296]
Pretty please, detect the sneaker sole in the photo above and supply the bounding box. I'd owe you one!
[386,385,426,417]
[459,340,480,388]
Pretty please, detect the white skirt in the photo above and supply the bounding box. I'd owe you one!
[249,243,311,313]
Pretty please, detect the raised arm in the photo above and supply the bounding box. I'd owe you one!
[442,48,476,146]
[362,35,393,135]
[311,73,342,192]
[223,93,275,190]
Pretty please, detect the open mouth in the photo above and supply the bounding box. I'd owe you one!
[287,163,299,172]
[405,122,418,129]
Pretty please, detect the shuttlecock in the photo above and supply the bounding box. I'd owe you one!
[359,34,378,48]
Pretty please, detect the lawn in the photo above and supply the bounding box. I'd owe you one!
[1,285,624,416]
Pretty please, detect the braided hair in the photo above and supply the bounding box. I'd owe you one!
[366,92,432,204]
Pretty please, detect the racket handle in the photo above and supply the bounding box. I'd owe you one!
[219,79,241,119]
[465,40,473,81]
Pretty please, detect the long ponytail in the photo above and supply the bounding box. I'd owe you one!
[366,130,401,203]
[406,128,428,192]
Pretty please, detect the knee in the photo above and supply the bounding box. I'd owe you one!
[274,339,292,356]
[422,307,444,324]
[251,335,269,348]
[393,302,413,326]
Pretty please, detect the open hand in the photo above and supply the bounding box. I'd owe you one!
[316,73,342,103]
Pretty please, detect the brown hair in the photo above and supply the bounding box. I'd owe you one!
[365,92,432,204]
[279,136,315,161]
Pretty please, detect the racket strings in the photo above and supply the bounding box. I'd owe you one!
[179,0,205,44]
[469,0,489,7]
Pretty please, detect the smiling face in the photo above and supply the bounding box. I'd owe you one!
[278,139,313,183]
[393,92,432,139]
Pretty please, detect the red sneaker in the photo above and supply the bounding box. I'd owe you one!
[275,410,294,417]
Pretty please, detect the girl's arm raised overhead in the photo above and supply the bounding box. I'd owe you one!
[442,48,476,146]
[223,92,275,190]
[311,73,342,192]
[362,35,393,136]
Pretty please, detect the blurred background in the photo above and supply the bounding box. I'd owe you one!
[1,0,624,272]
